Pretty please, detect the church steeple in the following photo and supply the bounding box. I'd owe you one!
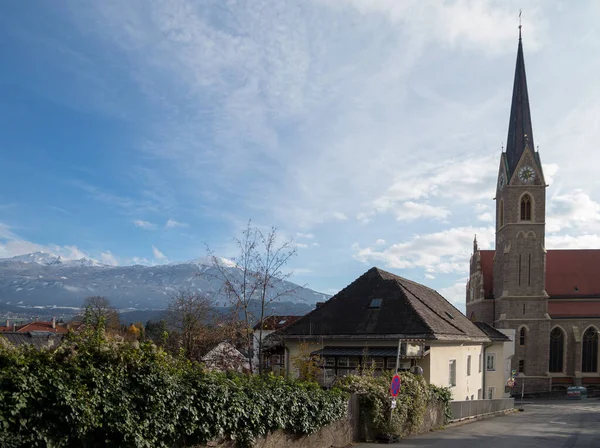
[505,30,534,178]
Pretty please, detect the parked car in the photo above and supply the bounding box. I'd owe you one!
[567,386,588,400]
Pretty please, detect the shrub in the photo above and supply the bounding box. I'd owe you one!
[338,371,451,437]
[0,332,348,448]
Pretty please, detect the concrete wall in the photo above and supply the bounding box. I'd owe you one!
[450,398,515,421]
[428,343,484,401]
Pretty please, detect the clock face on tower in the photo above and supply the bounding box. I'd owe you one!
[518,165,536,183]
[498,173,506,189]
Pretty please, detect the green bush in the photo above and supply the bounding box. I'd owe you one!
[338,371,451,437]
[0,332,348,448]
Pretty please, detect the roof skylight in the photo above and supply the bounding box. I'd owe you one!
[369,298,383,309]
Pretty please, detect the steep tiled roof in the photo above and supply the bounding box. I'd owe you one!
[474,322,510,341]
[480,249,600,298]
[253,315,303,331]
[0,332,63,349]
[279,267,488,342]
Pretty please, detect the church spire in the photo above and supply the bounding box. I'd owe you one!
[505,25,534,178]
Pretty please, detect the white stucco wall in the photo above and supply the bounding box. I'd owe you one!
[284,338,487,402]
[427,343,484,401]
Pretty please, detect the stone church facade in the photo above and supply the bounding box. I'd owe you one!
[466,31,600,394]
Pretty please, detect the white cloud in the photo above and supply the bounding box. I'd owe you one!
[393,201,450,222]
[327,0,544,53]
[166,218,189,229]
[131,256,152,265]
[152,245,168,262]
[478,212,494,222]
[296,232,314,239]
[352,226,494,274]
[547,189,600,234]
[332,212,348,221]
[375,239,386,245]
[425,273,435,280]
[100,251,119,266]
[133,220,155,229]
[547,234,600,250]
[438,280,467,313]
[0,222,114,264]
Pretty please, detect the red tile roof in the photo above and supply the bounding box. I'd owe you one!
[15,321,70,334]
[479,249,600,298]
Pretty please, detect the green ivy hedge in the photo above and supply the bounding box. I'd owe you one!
[0,333,348,448]
[338,371,452,437]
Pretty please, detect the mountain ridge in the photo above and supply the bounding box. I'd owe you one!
[0,252,329,311]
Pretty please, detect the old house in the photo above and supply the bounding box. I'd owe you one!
[275,267,511,400]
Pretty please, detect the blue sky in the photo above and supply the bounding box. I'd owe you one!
[2,0,600,311]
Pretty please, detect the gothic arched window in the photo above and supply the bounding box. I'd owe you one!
[549,327,564,373]
[520,194,532,221]
[582,328,598,373]
[499,200,504,227]
[519,327,526,346]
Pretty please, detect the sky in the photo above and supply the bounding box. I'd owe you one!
[2,0,600,312]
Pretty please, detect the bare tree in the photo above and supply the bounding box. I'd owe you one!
[166,290,213,360]
[82,296,120,331]
[207,220,298,373]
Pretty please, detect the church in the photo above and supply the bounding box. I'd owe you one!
[466,29,600,394]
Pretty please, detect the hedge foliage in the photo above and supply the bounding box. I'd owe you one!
[0,330,348,448]
[338,371,452,436]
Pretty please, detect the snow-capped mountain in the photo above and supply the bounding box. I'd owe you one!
[0,252,329,311]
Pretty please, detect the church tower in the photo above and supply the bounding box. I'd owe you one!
[493,29,548,319]
[493,29,551,382]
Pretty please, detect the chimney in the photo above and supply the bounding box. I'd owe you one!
[5,319,8,328]
[52,317,56,329]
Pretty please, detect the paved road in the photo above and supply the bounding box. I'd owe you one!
[359,400,600,448]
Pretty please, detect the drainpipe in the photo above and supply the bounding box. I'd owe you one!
[482,341,493,399]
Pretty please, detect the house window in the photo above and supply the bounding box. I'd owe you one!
[518,360,525,373]
[486,353,496,371]
[467,355,471,376]
[549,327,564,373]
[348,357,359,369]
[449,360,456,387]
[372,357,384,369]
[324,357,335,368]
[519,327,526,346]
[520,194,532,221]
[487,387,495,400]
[582,328,598,373]
[499,200,504,227]
[479,353,482,373]
[338,357,349,368]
